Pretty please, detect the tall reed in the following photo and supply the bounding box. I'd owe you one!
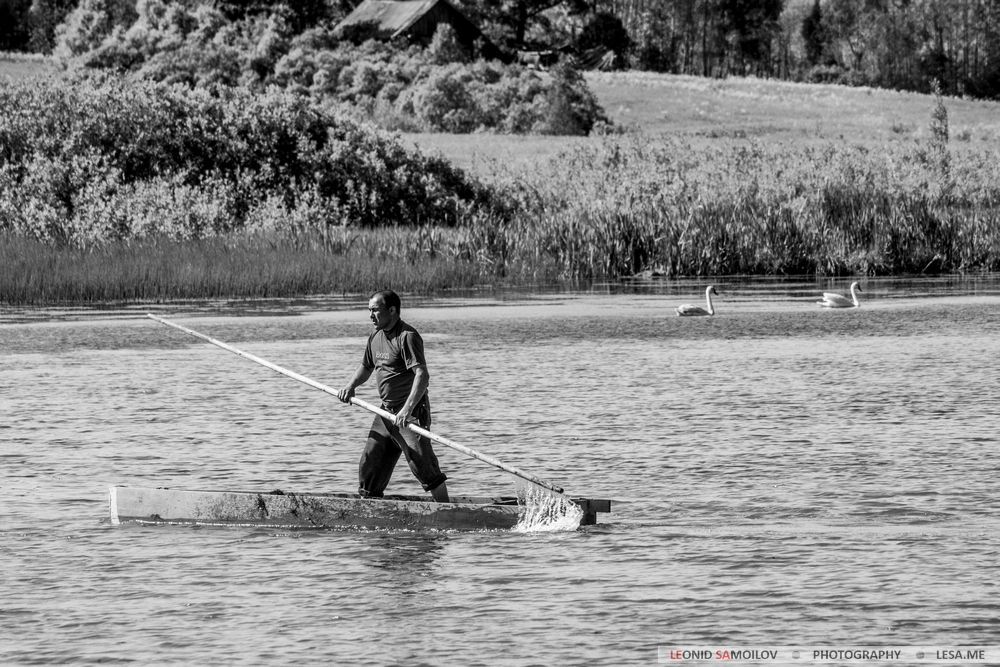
[0,231,487,305]
[477,136,1000,280]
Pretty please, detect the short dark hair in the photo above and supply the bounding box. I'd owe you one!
[373,289,401,313]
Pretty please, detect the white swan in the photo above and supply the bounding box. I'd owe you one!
[676,286,718,316]
[818,281,862,308]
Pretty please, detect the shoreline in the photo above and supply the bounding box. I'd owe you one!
[5,273,1000,322]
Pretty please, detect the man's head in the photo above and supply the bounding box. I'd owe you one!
[368,290,401,331]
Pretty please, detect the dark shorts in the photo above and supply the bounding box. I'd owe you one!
[358,396,447,498]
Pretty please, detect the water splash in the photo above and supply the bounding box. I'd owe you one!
[512,481,584,532]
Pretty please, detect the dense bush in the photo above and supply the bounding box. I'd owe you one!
[52,0,136,60]
[0,74,497,245]
[536,62,608,134]
[52,2,609,135]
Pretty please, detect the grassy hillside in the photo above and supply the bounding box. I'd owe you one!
[0,52,58,80]
[586,71,1000,142]
[405,71,1000,173]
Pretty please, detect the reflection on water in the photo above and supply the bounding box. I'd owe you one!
[367,532,447,575]
[2,279,1000,665]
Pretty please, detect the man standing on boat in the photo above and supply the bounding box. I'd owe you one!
[337,290,450,503]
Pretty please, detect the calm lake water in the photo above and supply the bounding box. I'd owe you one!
[2,277,1000,666]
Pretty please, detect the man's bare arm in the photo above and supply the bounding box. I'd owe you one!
[338,365,373,403]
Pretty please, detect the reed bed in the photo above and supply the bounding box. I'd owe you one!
[476,135,1000,281]
[0,231,492,305]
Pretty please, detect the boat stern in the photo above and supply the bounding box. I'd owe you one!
[573,497,612,525]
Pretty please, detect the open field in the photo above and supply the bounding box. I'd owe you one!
[586,71,1000,142]
[405,72,1000,174]
[0,52,58,80]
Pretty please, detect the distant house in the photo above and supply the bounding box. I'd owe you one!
[335,0,506,61]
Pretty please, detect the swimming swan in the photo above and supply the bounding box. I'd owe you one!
[818,282,862,308]
[676,286,718,316]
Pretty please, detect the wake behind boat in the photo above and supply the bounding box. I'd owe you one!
[108,486,611,531]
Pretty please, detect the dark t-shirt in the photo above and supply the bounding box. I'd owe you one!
[362,320,427,408]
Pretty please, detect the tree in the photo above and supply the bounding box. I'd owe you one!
[822,0,875,73]
[53,0,132,59]
[26,0,77,52]
[478,0,574,47]
[537,60,607,134]
[428,23,470,64]
[576,11,631,63]
[718,0,784,75]
[634,3,674,72]
[801,0,825,66]
[0,0,31,51]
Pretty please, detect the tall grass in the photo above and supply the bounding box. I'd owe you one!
[475,136,1000,281]
[0,231,493,304]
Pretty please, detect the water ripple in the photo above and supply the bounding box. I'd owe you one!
[2,289,1000,664]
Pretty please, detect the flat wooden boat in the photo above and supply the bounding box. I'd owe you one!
[108,486,611,531]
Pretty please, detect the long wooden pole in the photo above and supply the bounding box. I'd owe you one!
[147,314,565,495]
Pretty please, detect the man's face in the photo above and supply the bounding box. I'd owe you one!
[368,297,394,330]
